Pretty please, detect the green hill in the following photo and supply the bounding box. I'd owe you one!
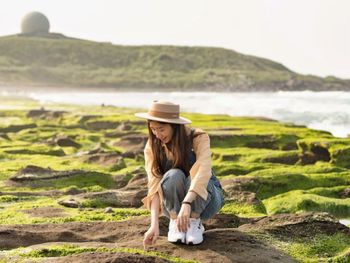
[0,34,349,91]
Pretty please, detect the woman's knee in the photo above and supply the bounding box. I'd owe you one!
[161,168,186,190]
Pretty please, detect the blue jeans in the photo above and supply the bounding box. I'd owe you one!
[160,168,225,220]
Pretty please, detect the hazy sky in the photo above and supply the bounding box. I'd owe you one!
[1,0,349,79]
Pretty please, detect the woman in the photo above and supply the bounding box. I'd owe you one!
[135,101,224,247]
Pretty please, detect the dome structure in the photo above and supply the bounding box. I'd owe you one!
[21,12,50,34]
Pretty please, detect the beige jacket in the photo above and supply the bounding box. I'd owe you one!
[141,126,212,213]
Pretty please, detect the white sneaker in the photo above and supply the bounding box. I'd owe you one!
[186,218,205,245]
[168,219,186,243]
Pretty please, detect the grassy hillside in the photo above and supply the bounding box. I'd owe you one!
[0,34,349,91]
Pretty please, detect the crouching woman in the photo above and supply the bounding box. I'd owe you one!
[135,101,224,247]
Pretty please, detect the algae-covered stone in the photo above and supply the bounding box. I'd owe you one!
[10,165,88,181]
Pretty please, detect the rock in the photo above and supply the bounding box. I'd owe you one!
[0,133,10,140]
[104,130,140,138]
[113,174,129,189]
[82,152,123,166]
[27,109,67,119]
[85,121,120,130]
[221,176,260,192]
[10,165,88,181]
[78,115,102,124]
[120,172,147,191]
[58,199,80,208]
[203,213,242,229]
[297,140,331,165]
[238,211,350,238]
[60,189,148,208]
[4,148,65,156]
[340,188,350,198]
[116,122,132,131]
[64,187,86,195]
[121,151,136,158]
[87,145,106,155]
[0,123,37,133]
[46,251,173,263]
[21,207,69,218]
[55,135,81,148]
[113,134,148,155]
[225,190,261,205]
[104,207,114,213]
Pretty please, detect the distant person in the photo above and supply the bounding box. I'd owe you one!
[135,101,224,247]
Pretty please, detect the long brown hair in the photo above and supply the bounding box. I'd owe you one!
[147,121,191,177]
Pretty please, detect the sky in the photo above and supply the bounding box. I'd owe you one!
[1,0,349,79]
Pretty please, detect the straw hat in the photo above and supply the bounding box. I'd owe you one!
[134,101,192,124]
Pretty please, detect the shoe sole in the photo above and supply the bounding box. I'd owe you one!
[168,238,185,244]
[186,241,203,245]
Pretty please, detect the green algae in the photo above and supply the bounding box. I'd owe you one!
[263,189,350,217]
[0,197,149,224]
[221,200,267,217]
[254,232,350,263]
[9,244,198,263]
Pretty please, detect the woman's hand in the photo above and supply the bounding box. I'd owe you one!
[143,225,159,249]
[177,203,191,232]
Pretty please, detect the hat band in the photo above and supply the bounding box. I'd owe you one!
[148,110,179,119]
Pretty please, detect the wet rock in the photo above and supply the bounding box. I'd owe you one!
[21,207,69,218]
[85,121,120,130]
[60,189,148,208]
[69,170,148,207]
[203,213,242,229]
[221,176,260,193]
[78,115,102,124]
[298,140,331,165]
[55,135,81,148]
[82,152,123,166]
[116,122,133,131]
[113,134,148,155]
[58,199,80,208]
[0,190,63,197]
[0,123,37,133]
[87,145,106,155]
[121,150,136,158]
[104,130,140,138]
[47,251,173,263]
[225,190,261,205]
[113,167,146,189]
[0,133,10,140]
[64,187,86,195]
[27,109,67,119]
[10,165,88,181]
[238,211,350,238]
[113,174,130,189]
[120,172,147,191]
[4,147,65,156]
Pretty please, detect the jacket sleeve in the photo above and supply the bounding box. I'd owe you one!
[141,140,162,211]
[188,132,212,201]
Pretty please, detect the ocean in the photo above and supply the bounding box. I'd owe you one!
[2,90,348,138]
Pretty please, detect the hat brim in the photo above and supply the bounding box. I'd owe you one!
[134,112,192,124]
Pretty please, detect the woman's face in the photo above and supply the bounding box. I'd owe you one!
[149,121,174,144]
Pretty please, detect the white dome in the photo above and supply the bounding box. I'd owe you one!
[21,12,50,34]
